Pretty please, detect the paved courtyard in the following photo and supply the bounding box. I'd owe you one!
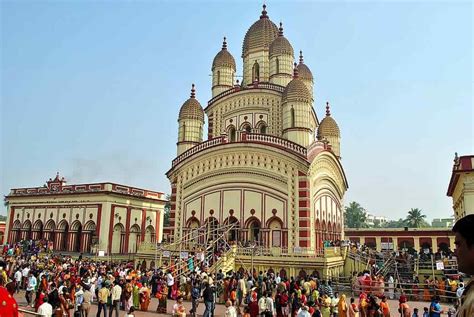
[15,291,455,316]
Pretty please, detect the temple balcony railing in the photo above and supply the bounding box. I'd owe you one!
[171,133,308,169]
[207,82,285,108]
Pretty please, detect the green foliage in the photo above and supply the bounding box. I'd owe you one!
[0,215,6,222]
[405,208,429,228]
[383,218,407,228]
[344,201,368,228]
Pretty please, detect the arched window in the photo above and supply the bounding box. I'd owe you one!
[206,217,219,242]
[226,216,239,242]
[276,58,280,74]
[217,70,221,85]
[228,126,236,142]
[182,122,186,141]
[252,61,260,82]
[248,219,261,243]
[260,124,266,134]
[129,224,141,253]
[242,124,251,134]
[290,107,295,127]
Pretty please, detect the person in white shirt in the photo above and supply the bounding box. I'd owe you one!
[14,269,22,293]
[110,281,122,317]
[296,305,311,317]
[26,272,37,307]
[21,266,30,289]
[224,300,237,317]
[37,296,53,317]
[166,271,174,299]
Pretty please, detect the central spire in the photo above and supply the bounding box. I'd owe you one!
[222,36,227,50]
[260,4,268,19]
[190,84,196,98]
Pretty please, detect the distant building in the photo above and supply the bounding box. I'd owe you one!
[365,214,387,227]
[447,154,474,220]
[0,221,5,244]
[431,218,455,228]
[4,174,167,254]
[345,227,455,252]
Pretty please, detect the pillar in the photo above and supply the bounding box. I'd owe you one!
[414,237,420,252]
[431,237,437,251]
[393,238,398,251]
[449,236,455,251]
[360,237,365,245]
[375,237,382,252]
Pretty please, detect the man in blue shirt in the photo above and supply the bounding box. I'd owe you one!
[429,296,442,317]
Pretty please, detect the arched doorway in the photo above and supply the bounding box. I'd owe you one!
[83,221,96,253]
[10,220,21,243]
[22,220,32,241]
[206,217,219,243]
[145,225,155,243]
[268,217,283,247]
[112,223,125,254]
[70,221,83,252]
[226,216,239,242]
[44,220,55,244]
[129,224,141,253]
[187,218,200,245]
[33,220,44,240]
[248,219,261,243]
[57,221,69,251]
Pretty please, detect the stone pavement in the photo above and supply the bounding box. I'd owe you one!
[15,291,455,316]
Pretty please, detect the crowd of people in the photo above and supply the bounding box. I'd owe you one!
[0,215,472,317]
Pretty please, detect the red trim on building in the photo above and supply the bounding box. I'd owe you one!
[124,207,131,252]
[141,209,146,242]
[299,201,309,208]
[299,240,309,247]
[108,205,116,254]
[299,220,310,227]
[96,204,102,238]
[299,231,310,237]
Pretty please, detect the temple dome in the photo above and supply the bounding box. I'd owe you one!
[212,37,236,71]
[242,5,279,57]
[269,23,294,56]
[178,84,204,122]
[282,66,312,103]
[317,103,340,138]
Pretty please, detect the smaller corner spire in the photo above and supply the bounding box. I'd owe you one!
[279,22,284,36]
[326,102,331,116]
[299,50,304,64]
[222,36,227,50]
[293,62,299,78]
[260,3,268,19]
[190,84,196,98]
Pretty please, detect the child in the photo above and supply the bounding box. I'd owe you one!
[422,307,429,317]
[412,307,419,317]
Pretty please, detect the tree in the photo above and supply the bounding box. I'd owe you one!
[405,208,428,228]
[383,218,407,228]
[344,201,368,228]
[164,194,171,227]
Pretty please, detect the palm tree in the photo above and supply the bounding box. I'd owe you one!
[344,201,368,228]
[405,208,427,228]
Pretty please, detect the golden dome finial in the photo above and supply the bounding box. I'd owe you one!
[222,36,227,50]
[326,102,331,116]
[299,50,304,64]
[293,62,299,78]
[190,84,196,98]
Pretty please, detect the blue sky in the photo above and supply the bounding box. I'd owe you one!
[1,1,472,221]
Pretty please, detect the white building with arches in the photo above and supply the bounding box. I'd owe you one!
[165,4,348,266]
[5,173,166,255]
